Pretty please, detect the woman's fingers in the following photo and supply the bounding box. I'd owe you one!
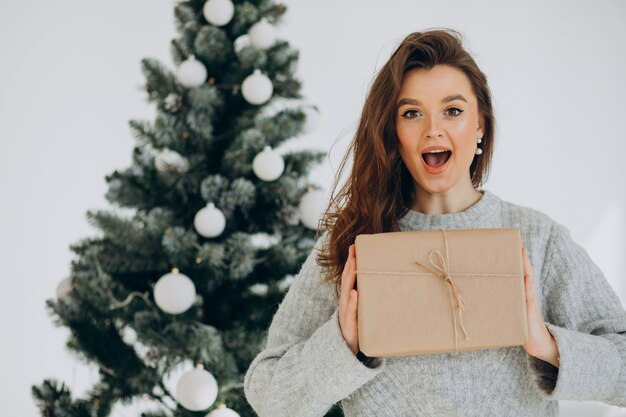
[349,289,358,322]
[522,245,533,276]
[340,245,356,298]
[339,244,359,354]
[339,245,353,310]
[522,247,537,304]
[347,244,356,286]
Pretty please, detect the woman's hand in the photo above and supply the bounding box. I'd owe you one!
[339,243,359,355]
[521,244,560,367]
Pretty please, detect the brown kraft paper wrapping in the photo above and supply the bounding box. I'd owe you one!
[355,228,528,357]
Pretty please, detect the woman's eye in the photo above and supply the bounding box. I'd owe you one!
[401,110,420,119]
[446,107,464,116]
[401,108,464,119]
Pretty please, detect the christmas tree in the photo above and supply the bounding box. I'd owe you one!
[31,0,343,416]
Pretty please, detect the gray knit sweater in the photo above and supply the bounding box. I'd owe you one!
[244,189,626,416]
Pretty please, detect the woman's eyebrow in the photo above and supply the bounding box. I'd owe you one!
[396,94,468,108]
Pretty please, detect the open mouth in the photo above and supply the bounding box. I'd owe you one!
[422,150,452,168]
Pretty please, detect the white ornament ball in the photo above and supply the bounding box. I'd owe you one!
[56,277,73,299]
[176,367,218,411]
[206,405,240,417]
[154,268,196,314]
[194,202,226,238]
[248,19,276,49]
[203,0,234,27]
[241,69,273,105]
[298,189,327,230]
[233,34,251,54]
[154,149,189,174]
[177,55,207,88]
[302,106,320,134]
[252,146,284,181]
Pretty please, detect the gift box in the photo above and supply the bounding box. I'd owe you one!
[355,228,527,357]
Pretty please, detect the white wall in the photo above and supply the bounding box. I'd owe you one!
[1,1,624,416]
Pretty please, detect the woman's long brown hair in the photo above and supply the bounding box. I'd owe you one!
[315,27,496,299]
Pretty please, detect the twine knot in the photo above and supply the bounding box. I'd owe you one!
[414,230,471,354]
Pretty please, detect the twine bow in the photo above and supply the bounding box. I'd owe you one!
[413,230,471,355]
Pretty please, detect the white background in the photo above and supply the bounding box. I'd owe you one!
[1,0,625,416]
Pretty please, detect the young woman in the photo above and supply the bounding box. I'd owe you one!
[244,28,626,416]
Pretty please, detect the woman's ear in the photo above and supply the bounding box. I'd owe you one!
[477,115,485,138]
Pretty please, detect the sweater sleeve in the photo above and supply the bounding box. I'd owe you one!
[243,231,386,417]
[526,222,626,406]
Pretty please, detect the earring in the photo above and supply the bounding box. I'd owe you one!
[475,137,483,155]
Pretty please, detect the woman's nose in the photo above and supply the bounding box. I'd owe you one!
[424,114,444,138]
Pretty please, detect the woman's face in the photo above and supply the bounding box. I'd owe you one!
[395,64,485,195]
